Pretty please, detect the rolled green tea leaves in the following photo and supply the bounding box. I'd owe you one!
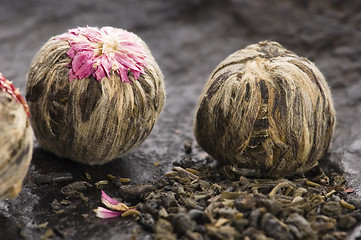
[194,41,335,178]
[0,73,33,200]
[27,26,165,165]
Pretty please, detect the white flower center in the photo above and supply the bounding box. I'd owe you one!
[101,35,119,54]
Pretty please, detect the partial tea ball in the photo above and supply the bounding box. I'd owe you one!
[0,73,33,200]
[26,26,165,165]
[194,41,335,178]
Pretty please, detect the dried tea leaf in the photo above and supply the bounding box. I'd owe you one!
[220,191,242,200]
[61,181,91,195]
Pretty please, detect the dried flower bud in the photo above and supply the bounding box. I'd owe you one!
[26,26,165,165]
[0,73,33,200]
[194,41,336,178]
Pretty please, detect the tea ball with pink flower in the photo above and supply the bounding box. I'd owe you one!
[0,73,33,200]
[26,26,165,165]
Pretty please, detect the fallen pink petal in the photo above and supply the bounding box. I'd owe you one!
[345,188,355,193]
[94,207,122,219]
[101,190,129,212]
[95,191,138,219]
[57,26,148,82]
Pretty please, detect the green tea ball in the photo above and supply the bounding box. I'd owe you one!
[194,41,335,178]
[0,73,33,200]
[26,26,165,165]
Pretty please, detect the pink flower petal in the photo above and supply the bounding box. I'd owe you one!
[132,70,140,80]
[101,190,129,211]
[67,48,76,58]
[74,54,96,79]
[0,73,30,117]
[114,52,138,71]
[345,188,355,193]
[101,190,119,205]
[100,55,112,78]
[56,26,148,82]
[93,65,107,82]
[69,69,77,82]
[71,51,92,73]
[94,207,122,219]
[117,67,131,84]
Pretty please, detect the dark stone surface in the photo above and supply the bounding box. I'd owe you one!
[0,0,361,239]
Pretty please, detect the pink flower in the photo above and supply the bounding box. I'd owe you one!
[94,190,139,219]
[0,73,30,117]
[57,26,148,83]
